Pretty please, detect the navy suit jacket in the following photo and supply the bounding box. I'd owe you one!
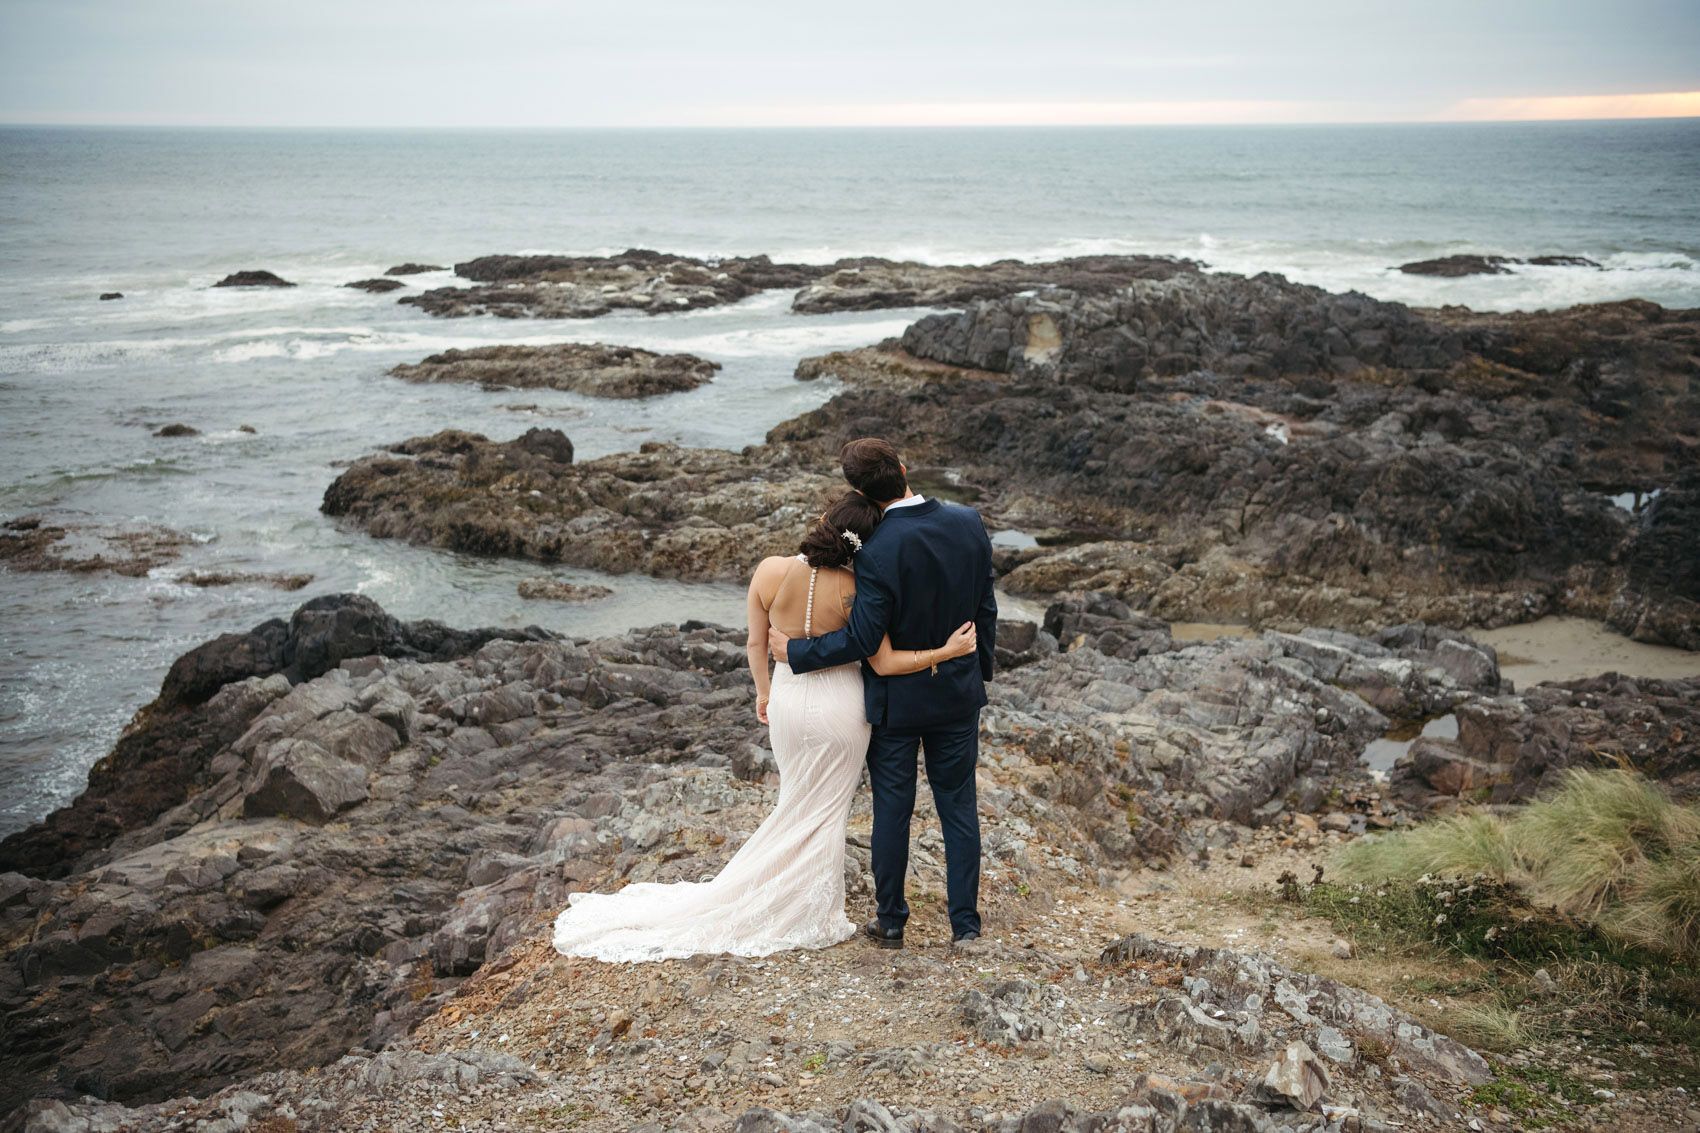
[786,497,997,731]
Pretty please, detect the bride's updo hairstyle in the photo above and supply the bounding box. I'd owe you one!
[799,490,882,570]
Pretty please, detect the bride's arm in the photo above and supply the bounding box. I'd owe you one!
[867,622,978,676]
[745,559,785,723]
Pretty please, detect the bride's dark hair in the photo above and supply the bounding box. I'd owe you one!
[799,490,881,569]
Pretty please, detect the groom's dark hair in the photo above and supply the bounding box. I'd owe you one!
[840,437,907,503]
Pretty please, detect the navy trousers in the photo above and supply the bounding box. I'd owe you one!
[867,713,982,938]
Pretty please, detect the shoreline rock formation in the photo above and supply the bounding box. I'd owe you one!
[344,277,406,292]
[1397,254,1602,277]
[389,343,720,398]
[212,270,295,288]
[1,592,1508,1122]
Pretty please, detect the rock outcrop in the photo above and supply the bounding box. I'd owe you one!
[0,594,1495,1114]
[389,343,720,399]
[1398,254,1601,276]
[322,431,838,582]
[399,249,828,319]
[385,263,444,276]
[0,595,551,880]
[771,278,1699,646]
[344,277,406,292]
[790,254,1200,314]
[1391,670,1700,807]
[212,271,295,288]
[1,516,192,579]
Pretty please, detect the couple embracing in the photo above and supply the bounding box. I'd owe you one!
[552,437,997,961]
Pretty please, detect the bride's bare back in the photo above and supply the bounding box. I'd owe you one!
[762,556,853,638]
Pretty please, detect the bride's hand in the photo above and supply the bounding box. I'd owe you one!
[943,621,977,659]
[757,696,770,725]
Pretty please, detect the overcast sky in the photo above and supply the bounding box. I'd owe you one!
[2,0,1698,127]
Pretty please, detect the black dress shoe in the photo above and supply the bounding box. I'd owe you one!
[951,930,982,948]
[862,919,904,949]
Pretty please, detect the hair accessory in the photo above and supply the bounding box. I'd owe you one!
[842,530,863,552]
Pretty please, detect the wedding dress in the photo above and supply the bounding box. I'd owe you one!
[552,561,871,962]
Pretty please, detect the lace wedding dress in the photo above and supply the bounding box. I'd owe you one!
[552,565,872,962]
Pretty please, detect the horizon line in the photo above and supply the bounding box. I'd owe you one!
[4,90,1698,131]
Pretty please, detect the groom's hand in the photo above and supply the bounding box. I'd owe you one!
[767,625,791,661]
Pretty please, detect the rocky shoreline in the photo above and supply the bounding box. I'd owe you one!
[6,247,1700,1131]
[327,264,1699,648]
[4,590,1696,1129]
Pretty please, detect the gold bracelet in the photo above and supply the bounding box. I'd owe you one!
[928,649,939,677]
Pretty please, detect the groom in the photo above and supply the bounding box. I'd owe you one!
[770,437,997,948]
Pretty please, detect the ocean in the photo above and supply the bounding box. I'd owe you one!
[1,120,1697,835]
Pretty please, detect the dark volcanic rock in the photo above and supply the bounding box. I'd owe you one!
[790,253,1200,314]
[769,277,1699,644]
[1398,254,1519,277]
[1607,471,1700,650]
[323,433,838,582]
[99,291,123,300]
[1399,254,1602,276]
[0,595,1483,1112]
[0,594,551,881]
[344,277,406,293]
[212,270,296,288]
[154,422,200,437]
[390,343,720,399]
[401,249,830,320]
[1392,671,1700,807]
[384,262,445,276]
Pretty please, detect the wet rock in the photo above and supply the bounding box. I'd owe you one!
[176,570,313,591]
[323,434,839,583]
[401,249,828,319]
[516,577,614,602]
[153,423,199,437]
[0,518,191,579]
[344,277,405,292]
[1398,254,1601,276]
[390,343,719,399]
[211,270,295,288]
[99,292,123,300]
[384,262,445,276]
[791,254,1199,314]
[1398,254,1519,277]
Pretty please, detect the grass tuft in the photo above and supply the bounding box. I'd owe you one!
[1336,769,1700,961]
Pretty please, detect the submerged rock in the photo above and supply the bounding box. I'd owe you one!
[99,291,123,300]
[384,262,445,275]
[515,577,613,602]
[0,517,192,579]
[390,342,720,399]
[154,422,200,437]
[212,270,296,288]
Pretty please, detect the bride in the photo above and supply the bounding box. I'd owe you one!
[551,490,977,962]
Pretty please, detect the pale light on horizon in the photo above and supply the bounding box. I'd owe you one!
[1446,90,1700,122]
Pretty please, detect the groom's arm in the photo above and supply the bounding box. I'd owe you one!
[786,553,895,673]
[975,520,998,682]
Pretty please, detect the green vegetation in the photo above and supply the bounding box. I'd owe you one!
[1336,769,1700,961]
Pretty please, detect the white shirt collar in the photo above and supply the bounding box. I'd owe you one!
[883,494,926,512]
